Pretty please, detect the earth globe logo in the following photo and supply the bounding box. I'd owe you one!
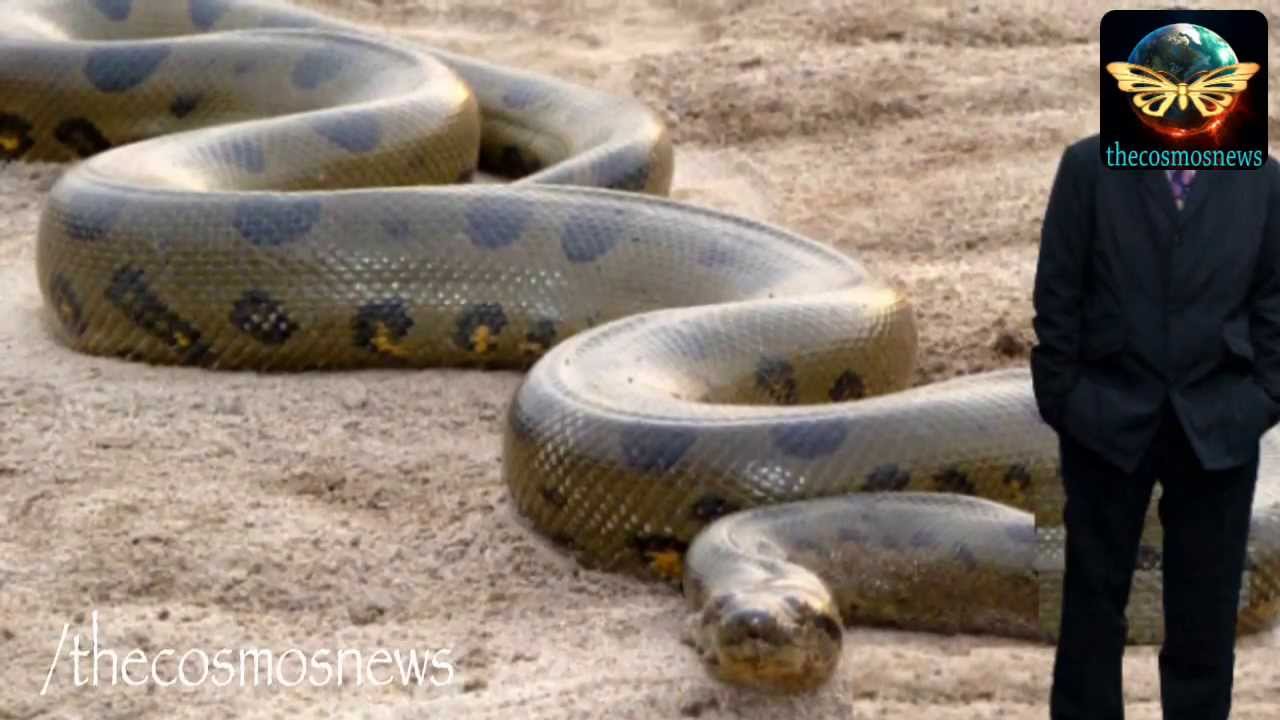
[1105,23,1260,138]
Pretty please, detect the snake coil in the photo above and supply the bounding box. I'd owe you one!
[4,0,1278,694]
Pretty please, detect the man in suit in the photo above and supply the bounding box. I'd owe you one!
[1031,134,1280,719]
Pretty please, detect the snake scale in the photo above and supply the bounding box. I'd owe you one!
[5,0,1279,694]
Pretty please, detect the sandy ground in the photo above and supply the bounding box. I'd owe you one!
[3,0,1280,717]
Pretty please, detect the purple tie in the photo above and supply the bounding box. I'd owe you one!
[1167,169,1196,210]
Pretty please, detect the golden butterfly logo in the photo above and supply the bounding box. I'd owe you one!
[1104,62,1261,118]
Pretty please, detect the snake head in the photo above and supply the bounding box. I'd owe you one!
[692,583,843,693]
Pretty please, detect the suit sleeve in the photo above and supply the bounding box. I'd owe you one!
[1030,143,1092,431]
[1249,158,1280,426]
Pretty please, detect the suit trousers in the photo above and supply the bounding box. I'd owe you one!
[1049,400,1260,720]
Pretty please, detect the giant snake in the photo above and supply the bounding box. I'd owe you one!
[4,0,1279,693]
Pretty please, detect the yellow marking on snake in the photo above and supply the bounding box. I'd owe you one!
[371,323,408,358]
[5,0,1279,695]
[471,325,494,354]
[649,550,684,581]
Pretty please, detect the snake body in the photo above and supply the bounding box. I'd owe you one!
[6,0,1280,694]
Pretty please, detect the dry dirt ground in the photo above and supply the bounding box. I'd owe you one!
[2,0,1279,718]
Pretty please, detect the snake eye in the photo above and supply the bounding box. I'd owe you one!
[784,595,843,642]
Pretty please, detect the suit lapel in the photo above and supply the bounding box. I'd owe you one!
[1173,169,1229,277]
[1136,170,1177,238]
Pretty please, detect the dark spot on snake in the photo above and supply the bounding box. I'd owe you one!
[456,167,476,183]
[521,317,558,356]
[770,418,848,459]
[501,82,543,109]
[49,274,87,337]
[229,290,297,344]
[291,49,347,89]
[380,216,411,240]
[561,213,620,264]
[829,370,866,401]
[91,0,133,21]
[755,356,798,405]
[952,545,979,571]
[1136,544,1161,571]
[311,110,382,153]
[218,138,266,174]
[527,318,558,346]
[464,196,532,250]
[1003,463,1032,493]
[169,93,201,119]
[933,465,976,495]
[454,303,508,353]
[784,597,842,641]
[909,528,939,549]
[695,246,734,269]
[84,45,171,93]
[539,485,567,508]
[105,266,212,365]
[0,113,35,161]
[232,196,322,246]
[619,425,696,473]
[59,185,123,242]
[593,144,651,192]
[352,297,413,355]
[54,118,111,158]
[691,495,739,522]
[864,463,910,491]
[189,0,232,29]
[1004,522,1035,545]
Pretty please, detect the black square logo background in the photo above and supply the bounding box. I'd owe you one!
[1099,9,1267,169]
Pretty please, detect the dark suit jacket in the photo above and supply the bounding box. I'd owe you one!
[1031,134,1280,473]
